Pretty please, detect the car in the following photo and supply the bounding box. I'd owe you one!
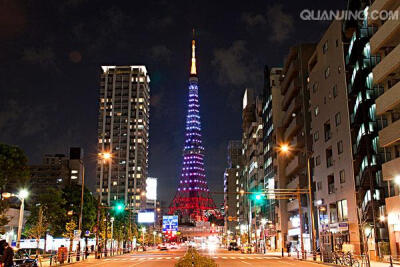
[240,245,254,254]
[158,244,168,251]
[13,249,39,267]
[168,243,179,249]
[228,242,239,251]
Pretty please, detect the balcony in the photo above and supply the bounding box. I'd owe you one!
[376,81,400,115]
[382,157,400,181]
[379,118,400,147]
[281,60,299,95]
[282,78,300,111]
[284,116,302,141]
[373,41,400,84]
[282,97,301,128]
[370,6,400,54]
[286,155,302,178]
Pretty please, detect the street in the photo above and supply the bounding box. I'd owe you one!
[70,249,329,267]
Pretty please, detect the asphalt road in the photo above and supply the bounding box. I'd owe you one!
[70,249,328,267]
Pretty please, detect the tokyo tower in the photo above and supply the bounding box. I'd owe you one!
[168,35,216,222]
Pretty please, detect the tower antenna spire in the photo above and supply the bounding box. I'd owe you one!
[190,29,197,75]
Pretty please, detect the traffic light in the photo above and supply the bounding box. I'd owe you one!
[252,192,264,203]
[113,202,125,214]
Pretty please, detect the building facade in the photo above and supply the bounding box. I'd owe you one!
[343,0,389,258]
[367,0,400,257]
[30,147,84,196]
[97,66,150,210]
[308,20,361,253]
[279,44,315,252]
[241,88,264,246]
[224,140,242,236]
[262,67,284,250]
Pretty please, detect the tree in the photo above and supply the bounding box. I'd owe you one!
[64,219,77,261]
[25,205,48,256]
[62,184,97,234]
[26,188,67,237]
[0,144,30,232]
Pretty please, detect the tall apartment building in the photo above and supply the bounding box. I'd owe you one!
[262,67,284,250]
[367,0,400,257]
[224,140,242,236]
[97,66,150,210]
[308,20,361,253]
[30,147,84,196]
[343,0,388,258]
[279,44,315,251]
[241,88,264,245]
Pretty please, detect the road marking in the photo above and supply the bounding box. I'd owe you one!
[279,260,295,265]
[175,257,180,259]
[230,256,236,259]
[239,257,245,259]
[240,260,251,265]
[222,256,227,259]
[166,257,171,259]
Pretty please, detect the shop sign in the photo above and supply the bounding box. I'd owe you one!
[338,222,349,232]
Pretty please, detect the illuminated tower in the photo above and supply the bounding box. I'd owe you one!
[169,35,216,222]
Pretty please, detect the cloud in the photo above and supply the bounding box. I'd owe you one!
[150,45,172,63]
[241,13,266,27]
[22,47,56,68]
[266,4,294,43]
[212,40,261,87]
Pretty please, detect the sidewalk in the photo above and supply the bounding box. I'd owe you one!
[262,251,400,267]
[39,252,126,267]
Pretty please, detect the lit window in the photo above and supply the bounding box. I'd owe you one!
[71,170,78,174]
[71,175,78,179]
[113,181,118,186]
[314,106,319,117]
[340,170,345,183]
[325,66,330,79]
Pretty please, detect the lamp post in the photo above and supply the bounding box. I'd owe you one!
[110,217,114,256]
[153,231,156,246]
[16,189,29,248]
[142,227,146,246]
[96,152,111,259]
[278,143,317,259]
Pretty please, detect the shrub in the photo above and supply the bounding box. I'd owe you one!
[175,247,217,267]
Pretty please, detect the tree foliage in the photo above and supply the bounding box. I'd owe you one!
[0,144,30,232]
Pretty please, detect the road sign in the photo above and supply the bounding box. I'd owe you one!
[162,215,178,233]
[73,230,81,241]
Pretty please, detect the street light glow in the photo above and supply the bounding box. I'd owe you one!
[279,143,290,153]
[102,152,111,160]
[18,189,29,199]
[395,175,400,185]
[379,215,386,222]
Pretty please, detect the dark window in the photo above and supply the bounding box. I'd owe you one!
[328,174,335,194]
[326,147,333,167]
[340,170,345,183]
[337,140,343,154]
[333,85,338,98]
[337,199,348,221]
[317,181,322,191]
[335,112,341,126]
[324,121,331,141]
[336,39,339,47]
[323,41,328,54]
[312,83,319,93]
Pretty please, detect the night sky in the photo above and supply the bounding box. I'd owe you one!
[0,0,345,206]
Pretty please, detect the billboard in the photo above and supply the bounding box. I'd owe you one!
[138,211,155,223]
[162,215,178,233]
[146,177,157,201]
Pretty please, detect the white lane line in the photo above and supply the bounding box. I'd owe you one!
[230,256,236,259]
[166,257,171,259]
[175,256,180,259]
[279,260,295,265]
[239,257,245,259]
[240,260,252,265]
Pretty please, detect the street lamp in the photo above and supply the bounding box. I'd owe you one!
[394,175,400,185]
[96,151,112,259]
[17,189,29,248]
[278,143,317,259]
[110,217,114,256]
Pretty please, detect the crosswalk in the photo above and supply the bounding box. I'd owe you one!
[102,255,280,261]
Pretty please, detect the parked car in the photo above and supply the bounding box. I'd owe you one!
[14,249,39,267]
[158,244,168,251]
[228,242,239,251]
[241,244,254,254]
